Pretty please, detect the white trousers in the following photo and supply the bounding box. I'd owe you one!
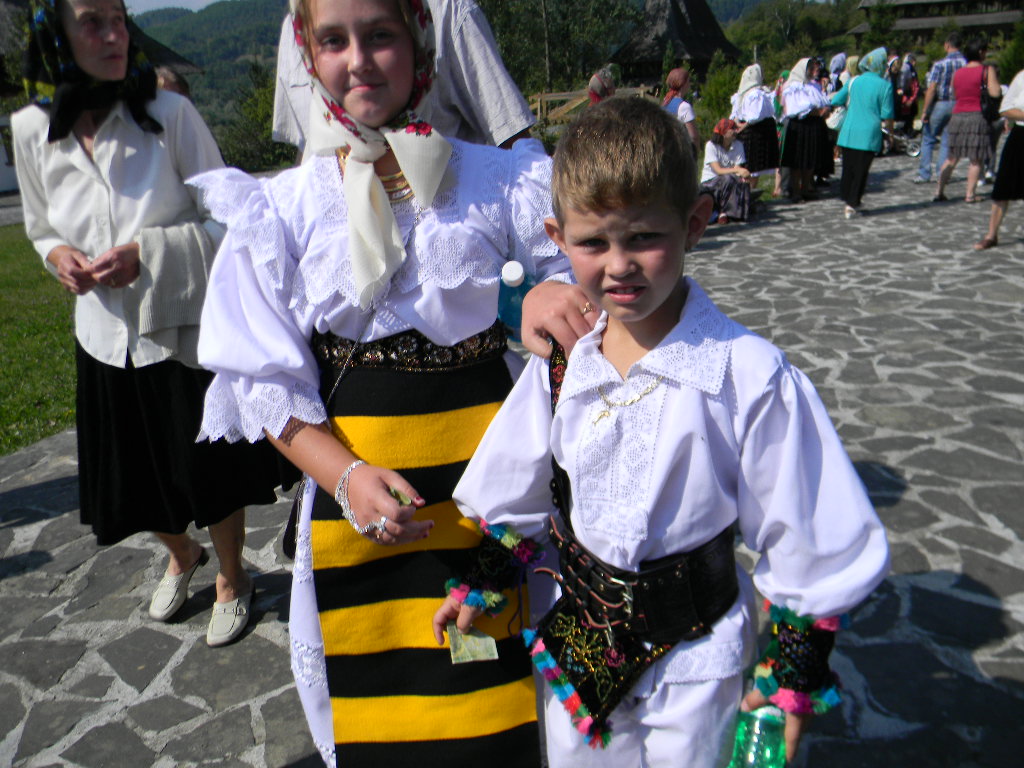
[543,671,744,768]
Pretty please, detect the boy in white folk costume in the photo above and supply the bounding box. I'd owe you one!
[434,97,890,768]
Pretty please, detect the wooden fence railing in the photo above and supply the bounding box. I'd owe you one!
[529,86,659,124]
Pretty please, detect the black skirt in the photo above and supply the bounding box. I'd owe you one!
[992,125,1024,201]
[781,114,829,173]
[76,343,282,545]
[737,118,780,173]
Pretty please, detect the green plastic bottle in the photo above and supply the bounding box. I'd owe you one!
[722,706,787,768]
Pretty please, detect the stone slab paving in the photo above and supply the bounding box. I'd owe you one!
[1,151,1022,767]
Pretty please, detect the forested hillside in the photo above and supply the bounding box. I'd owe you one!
[136,0,287,133]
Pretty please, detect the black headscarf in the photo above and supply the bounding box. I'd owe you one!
[22,0,161,142]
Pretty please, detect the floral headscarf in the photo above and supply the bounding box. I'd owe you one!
[22,0,160,142]
[736,64,762,100]
[290,0,452,310]
[859,48,888,76]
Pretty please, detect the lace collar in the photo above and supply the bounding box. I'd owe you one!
[559,278,740,402]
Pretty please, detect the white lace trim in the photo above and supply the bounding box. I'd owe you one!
[559,279,738,403]
[199,376,326,443]
[315,739,336,768]
[659,639,747,683]
[291,636,329,690]
[293,479,314,585]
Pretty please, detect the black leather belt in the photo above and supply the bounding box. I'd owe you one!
[547,514,739,646]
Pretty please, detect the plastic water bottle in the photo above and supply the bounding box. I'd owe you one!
[720,706,786,768]
[498,260,534,342]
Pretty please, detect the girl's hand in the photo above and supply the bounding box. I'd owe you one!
[432,595,484,644]
[90,242,141,288]
[520,281,597,358]
[740,688,813,763]
[48,246,97,295]
[346,463,432,545]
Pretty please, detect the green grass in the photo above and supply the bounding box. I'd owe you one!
[0,224,77,456]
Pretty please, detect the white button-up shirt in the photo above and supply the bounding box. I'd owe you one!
[455,278,890,685]
[13,90,224,368]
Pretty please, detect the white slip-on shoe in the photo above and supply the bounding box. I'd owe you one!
[206,590,253,647]
[148,548,209,621]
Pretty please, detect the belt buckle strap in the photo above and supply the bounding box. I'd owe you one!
[606,574,634,619]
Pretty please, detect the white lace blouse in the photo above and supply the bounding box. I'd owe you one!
[191,138,568,443]
[730,87,776,123]
[454,278,890,685]
[782,83,831,120]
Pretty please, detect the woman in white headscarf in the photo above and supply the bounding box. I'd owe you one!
[779,57,831,202]
[730,63,779,177]
[190,0,585,763]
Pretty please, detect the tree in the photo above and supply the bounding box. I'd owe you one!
[217,61,295,173]
[476,0,641,94]
[999,21,1024,81]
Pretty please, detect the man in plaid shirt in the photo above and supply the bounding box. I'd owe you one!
[914,32,966,183]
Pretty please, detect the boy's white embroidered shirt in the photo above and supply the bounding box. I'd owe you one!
[191,138,566,443]
[455,278,889,685]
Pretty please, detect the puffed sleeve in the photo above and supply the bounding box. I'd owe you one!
[453,353,557,541]
[736,361,890,618]
[191,168,327,443]
[504,139,570,284]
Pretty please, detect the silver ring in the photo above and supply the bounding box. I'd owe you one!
[374,515,388,534]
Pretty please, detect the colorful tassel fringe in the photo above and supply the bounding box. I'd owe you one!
[523,628,613,749]
[444,578,507,617]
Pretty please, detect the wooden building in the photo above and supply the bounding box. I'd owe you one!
[850,0,1023,46]
[612,0,742,84]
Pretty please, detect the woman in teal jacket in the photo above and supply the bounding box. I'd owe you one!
[831,48,894,217]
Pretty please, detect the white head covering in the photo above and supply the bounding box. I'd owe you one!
[785,58,811,88]
[736,64,763,99]
[290,0,452,310]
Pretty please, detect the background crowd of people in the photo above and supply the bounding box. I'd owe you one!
[660,32,1022,243]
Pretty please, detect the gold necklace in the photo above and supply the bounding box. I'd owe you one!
[336,149,414,202]
[594,376,664,424]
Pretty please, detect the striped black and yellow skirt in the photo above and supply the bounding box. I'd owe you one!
[309,324,541,767]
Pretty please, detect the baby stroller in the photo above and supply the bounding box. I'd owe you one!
[880,127,921,158]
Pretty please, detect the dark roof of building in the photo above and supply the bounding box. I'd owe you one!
[612,0,741,68]
[849,9,1024,35]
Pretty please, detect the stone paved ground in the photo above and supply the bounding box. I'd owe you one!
[1,151,1022,767]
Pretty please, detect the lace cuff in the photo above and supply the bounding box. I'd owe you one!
[752,602,844,715]
[199,374,327,443]
[444,520,543,617]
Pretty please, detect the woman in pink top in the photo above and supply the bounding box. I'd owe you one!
[934,39,1001,202]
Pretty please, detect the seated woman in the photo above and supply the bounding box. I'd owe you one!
[700,119,752,224]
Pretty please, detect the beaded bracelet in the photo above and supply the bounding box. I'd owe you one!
[332,460,385,536]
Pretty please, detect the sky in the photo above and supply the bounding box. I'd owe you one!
[125,0,221,16]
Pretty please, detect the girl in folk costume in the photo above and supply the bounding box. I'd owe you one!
[779,57,832,202]
[190,0,589,764]
[730,63,780,177]
[700,118,752,224]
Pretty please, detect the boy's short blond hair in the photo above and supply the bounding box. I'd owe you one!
[551,96,699,224]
